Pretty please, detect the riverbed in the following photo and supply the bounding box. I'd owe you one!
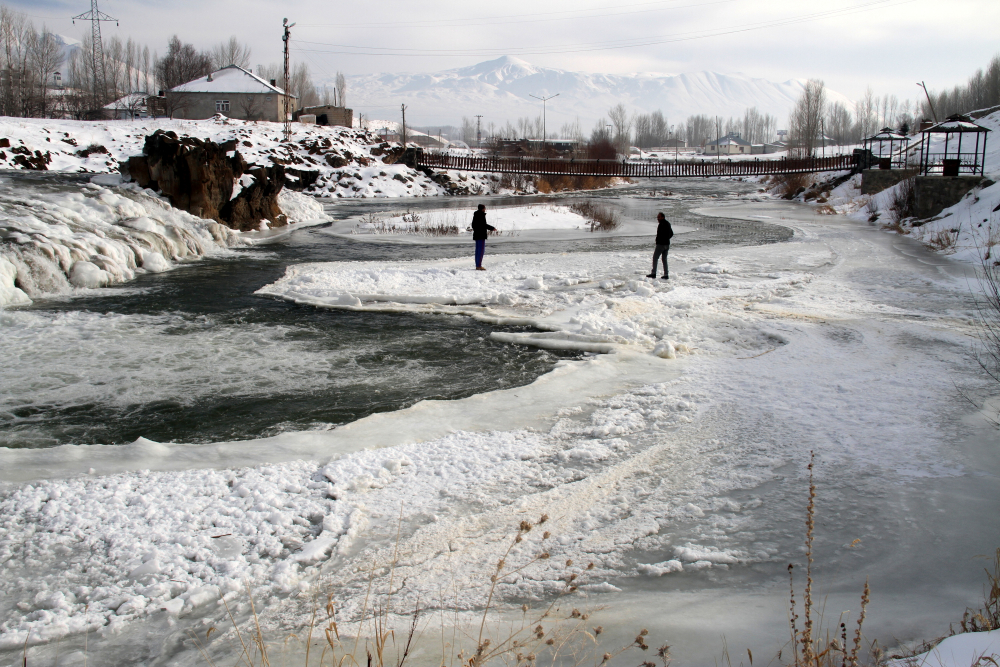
[1,176,997,667]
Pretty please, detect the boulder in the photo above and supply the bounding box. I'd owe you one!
[126,130,287,231]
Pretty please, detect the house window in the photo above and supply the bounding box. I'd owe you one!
[265,96,272,102]
[216,100,230,112]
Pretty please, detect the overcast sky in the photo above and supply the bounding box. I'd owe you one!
[16,0,1000,105]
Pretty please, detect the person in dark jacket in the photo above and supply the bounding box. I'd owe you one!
[647,212,673,279]
[471,204,496,270]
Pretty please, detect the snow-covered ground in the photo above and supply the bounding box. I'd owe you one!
[2,193,997,666]
[0,173,329,307]
[339,202,697,244]
[0,115,450,198]
[803,109,1000,266]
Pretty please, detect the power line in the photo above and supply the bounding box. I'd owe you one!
[290,0,917,58]
[296,0,738,30]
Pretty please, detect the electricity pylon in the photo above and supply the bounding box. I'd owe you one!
[72,0,117,107]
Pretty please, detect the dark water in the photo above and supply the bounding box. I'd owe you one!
[2,177,790,449]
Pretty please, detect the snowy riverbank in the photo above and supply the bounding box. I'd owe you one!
[0,174,329,307]
[2,193,997,665]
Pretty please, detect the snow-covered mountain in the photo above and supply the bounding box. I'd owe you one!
[347,56,853,130]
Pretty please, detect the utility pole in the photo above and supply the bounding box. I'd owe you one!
[282,17,296,141]
[529,93,559,151]
[72,0,117,108]
[475,114,483,149]
[401,104,407,148]
[917,81,938,123]
[715,116,721,158]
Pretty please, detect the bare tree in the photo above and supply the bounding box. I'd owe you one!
[854,86,877,140]
[788,79,826,157]
[211,37,251,70]
[239,93,261,120]
[975,256,1000,425]
[0,7,33,116]
[29,26,62,117]
[155,35,211,91]
[825,101,854,145]
[607,103,632,153]
[335,71,346,107]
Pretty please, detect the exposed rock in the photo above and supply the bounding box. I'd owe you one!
[126,130,287,232]
[285,168,321,192]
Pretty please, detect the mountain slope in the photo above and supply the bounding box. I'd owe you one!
[347,56,854,130]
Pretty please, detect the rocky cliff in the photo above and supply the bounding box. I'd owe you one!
[127,130,287,231]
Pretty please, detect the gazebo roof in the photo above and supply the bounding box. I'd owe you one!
[865,127,909,142]
[924,114,991,134]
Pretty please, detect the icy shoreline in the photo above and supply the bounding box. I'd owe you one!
[2,192,998,665]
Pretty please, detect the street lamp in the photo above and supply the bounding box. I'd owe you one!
[529,93,559,151]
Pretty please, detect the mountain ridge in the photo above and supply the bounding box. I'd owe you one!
[345,55,854,131]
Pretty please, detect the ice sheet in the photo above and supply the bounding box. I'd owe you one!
[3,197,995,660]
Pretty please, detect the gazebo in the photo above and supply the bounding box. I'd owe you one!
[919,114,990,176]
[863,127,910,169]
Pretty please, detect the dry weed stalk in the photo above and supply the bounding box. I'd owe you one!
[787,452,870,667]
[961,548,1000,632]
[569,201,621,232]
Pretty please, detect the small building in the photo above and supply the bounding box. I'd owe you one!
[297,104,353,128]
[705,132,752,155]
[103,93,154,120]
[165,65,296,122]
[409,134,449,150]
[656,137,687,149]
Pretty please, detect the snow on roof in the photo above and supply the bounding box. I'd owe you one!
[170,65,295,97]
[103,93,149,110]
[925,114,991,133]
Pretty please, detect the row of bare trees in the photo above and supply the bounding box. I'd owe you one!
[920,54,1000,120]
[0,6,65,117]
[0,3,345,120]
[586,104,780,152]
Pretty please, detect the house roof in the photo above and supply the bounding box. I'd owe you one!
[103,92,149,109]
[170,65,295,97]
[706,133,751,146]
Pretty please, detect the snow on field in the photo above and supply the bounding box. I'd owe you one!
[0,115,449,198]
[351,204,594,238]
[0,175,328,307]
[887,630,1000,667]
[2,197,994,662]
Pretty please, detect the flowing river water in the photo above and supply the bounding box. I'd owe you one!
[1,177,780,451]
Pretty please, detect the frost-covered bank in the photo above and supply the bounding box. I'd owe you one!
[0,174,327,306]
[784,108,1000,265]
[1,196,996,665]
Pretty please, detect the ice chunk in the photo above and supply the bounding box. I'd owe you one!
[68,261,109,288]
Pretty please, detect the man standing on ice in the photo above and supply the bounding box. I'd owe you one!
[647,211,673,280]
[471,204,496,271]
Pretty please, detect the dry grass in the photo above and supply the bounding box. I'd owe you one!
[354,210,461,237]
[569,201,621,232]
[885,179,917,231]
[535,176,616,193]
[926,227,961,251]
[960,548,1000,633]
[770,172,813,199]
[197,515,664,667]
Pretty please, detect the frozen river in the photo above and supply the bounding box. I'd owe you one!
[1,176,998,667]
